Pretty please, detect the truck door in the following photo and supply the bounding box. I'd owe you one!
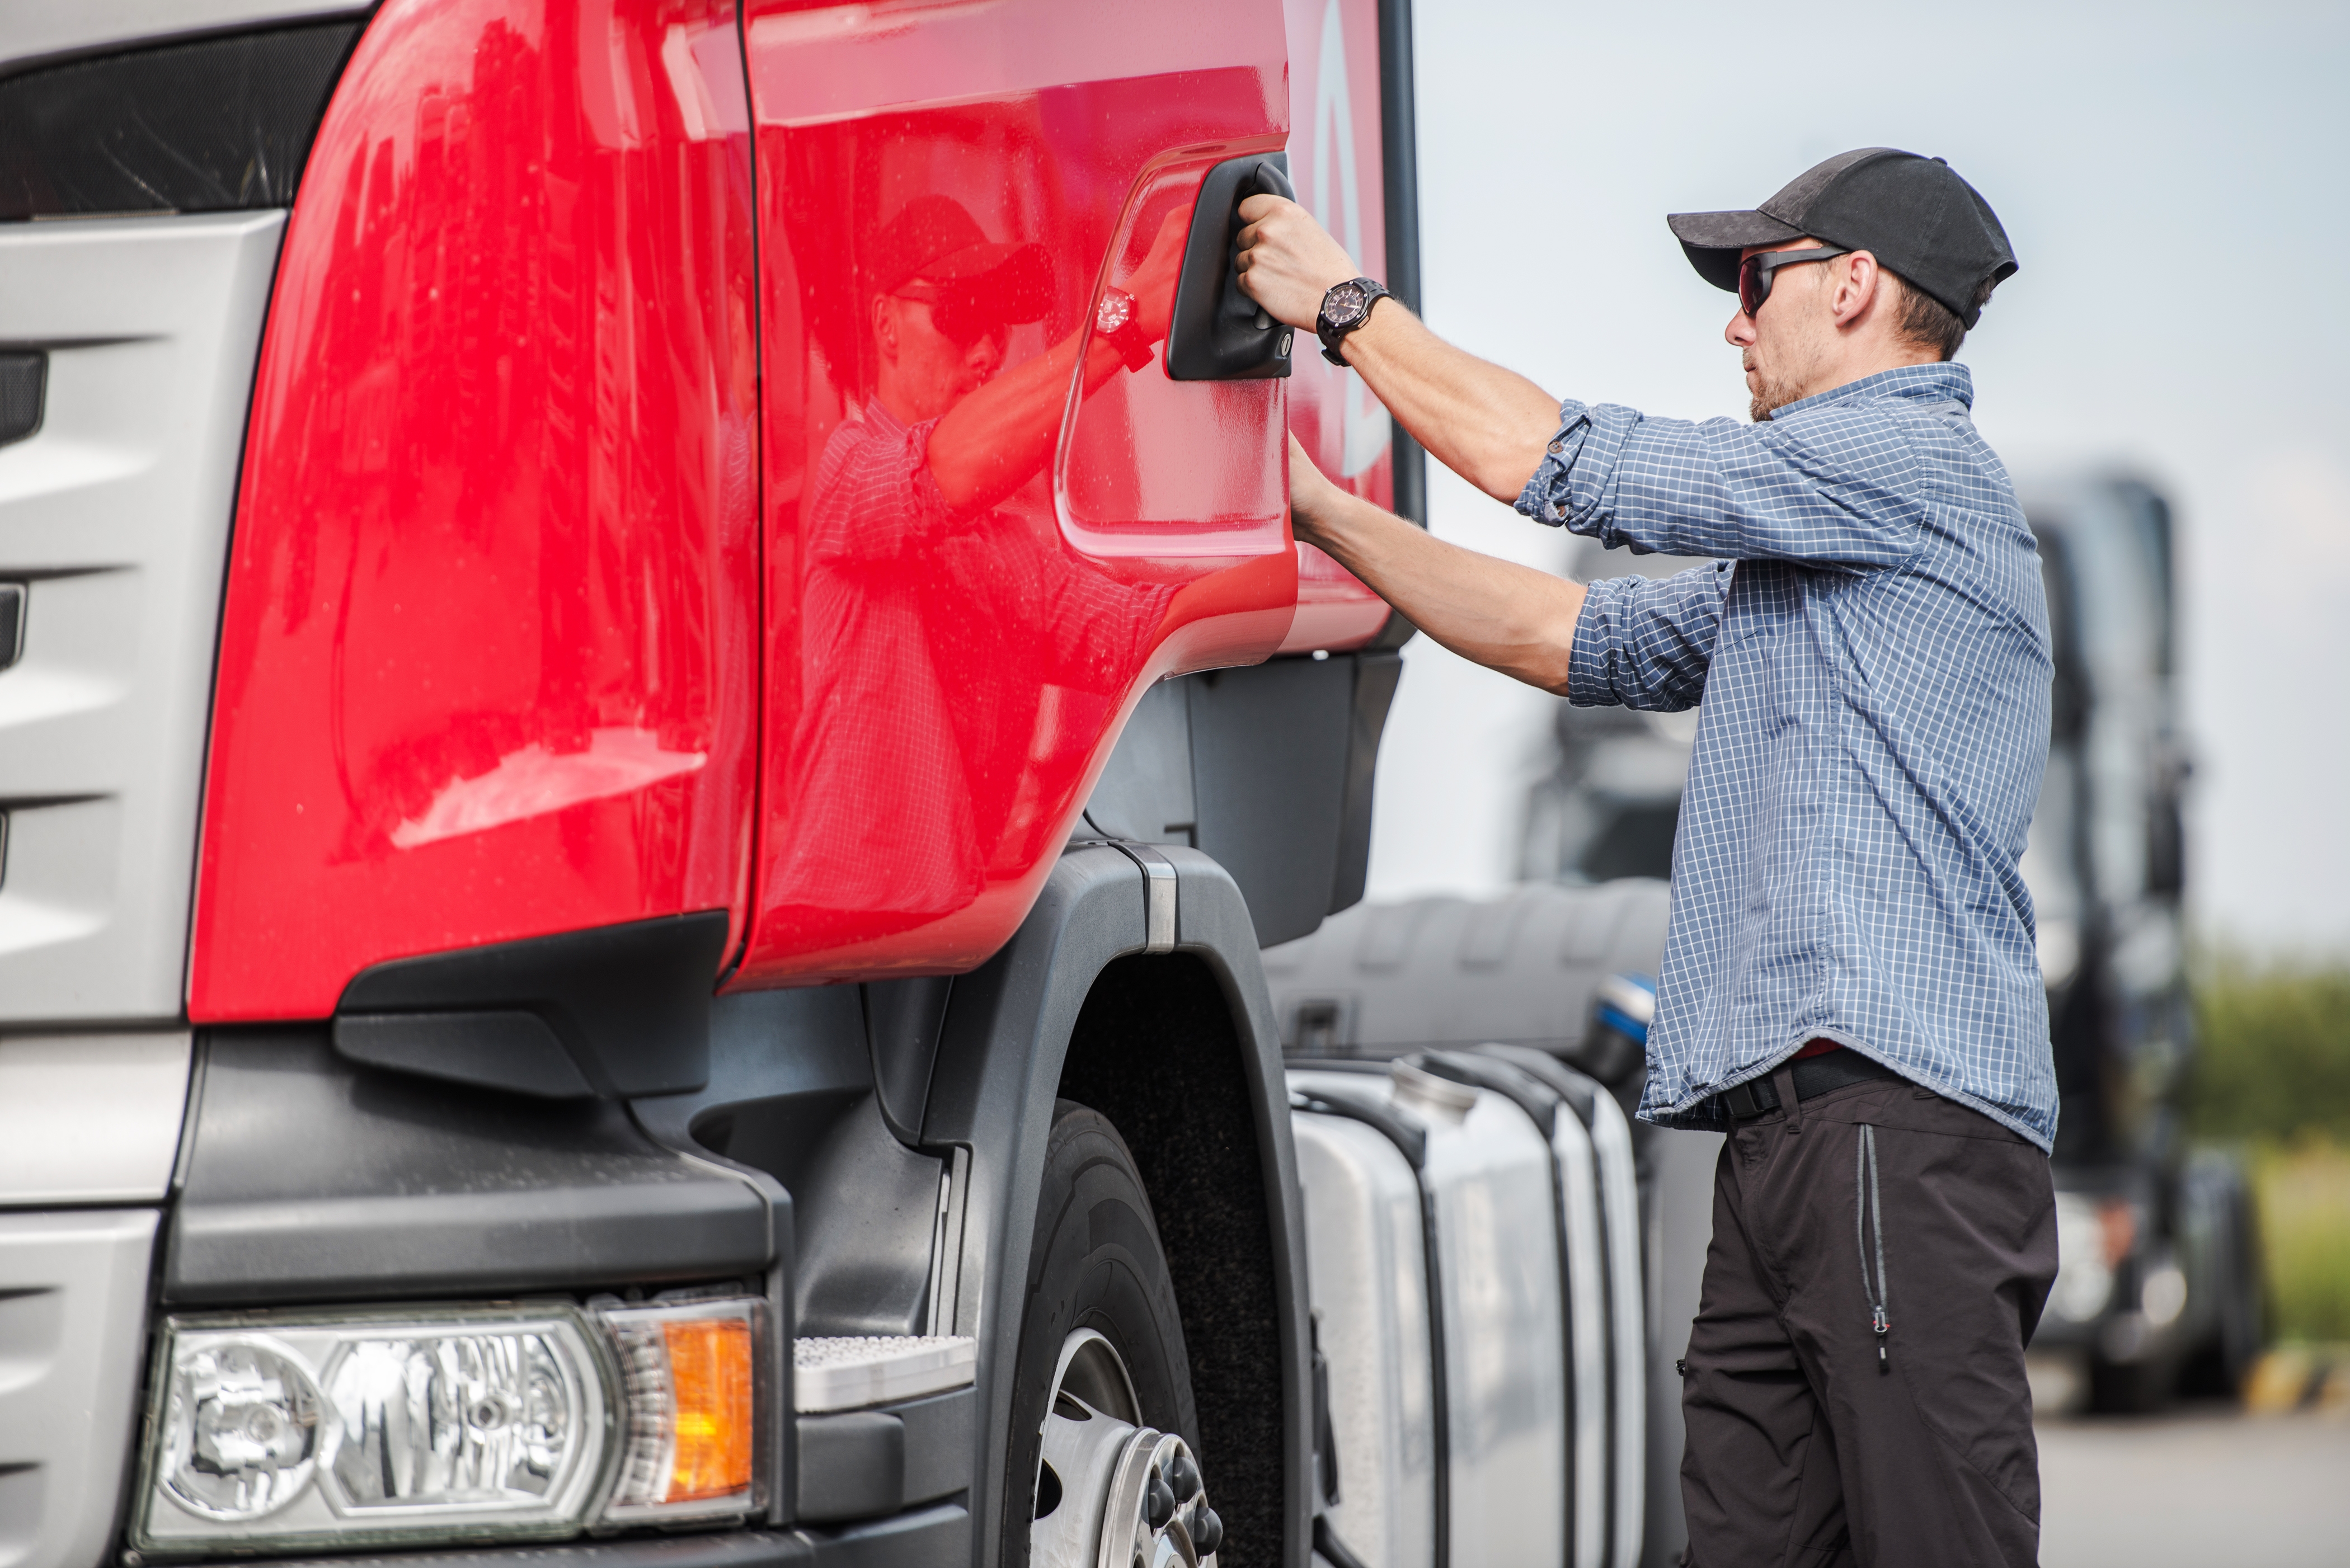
[735,0,1300,986]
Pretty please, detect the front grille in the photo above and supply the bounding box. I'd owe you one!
[0,21,362,221]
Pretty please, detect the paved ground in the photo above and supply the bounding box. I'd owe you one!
[2037,1405,2350,1567]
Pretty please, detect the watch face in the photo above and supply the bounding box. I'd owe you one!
[1096,289,1134,335]
[1324,280,1369,329]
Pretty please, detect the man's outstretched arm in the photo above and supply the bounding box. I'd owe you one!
[1237,195,1559,503]
[1287,436,1587,694]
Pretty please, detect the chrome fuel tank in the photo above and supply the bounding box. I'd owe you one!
[1291,1061,1568,1568]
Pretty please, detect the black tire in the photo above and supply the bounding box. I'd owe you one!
[1001,1100,1200,1568]
[2179,1175,2267,1400]
[2087,1352,2164,1414]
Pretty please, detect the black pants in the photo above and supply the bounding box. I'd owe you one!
[1679,1075,2057,1567]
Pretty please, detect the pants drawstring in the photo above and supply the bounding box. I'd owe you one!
[1856,1123,1890,1371]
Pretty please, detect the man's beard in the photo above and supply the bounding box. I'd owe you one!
[1747,366,1807,423]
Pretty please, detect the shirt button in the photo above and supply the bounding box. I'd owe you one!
[1548,440,1564,454]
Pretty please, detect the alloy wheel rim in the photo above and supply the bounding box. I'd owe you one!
[1031,1329,1222,1568]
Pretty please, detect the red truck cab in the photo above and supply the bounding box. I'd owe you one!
[0,0,1425,1563]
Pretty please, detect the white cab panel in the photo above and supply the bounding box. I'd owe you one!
[0,1032,190,1204]
[0,1208,158,1568]
[0,213,285,1021]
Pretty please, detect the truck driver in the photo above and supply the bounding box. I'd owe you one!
[1237,149,2059,1568]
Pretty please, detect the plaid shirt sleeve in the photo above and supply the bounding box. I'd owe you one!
[1515,398,1930,570]
[1566,561,1731,713]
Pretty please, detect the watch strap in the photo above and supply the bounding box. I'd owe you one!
[1103,314,1155,370]
[1096,288,1156,371]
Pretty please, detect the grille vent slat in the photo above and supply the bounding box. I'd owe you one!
[0,352,39,445]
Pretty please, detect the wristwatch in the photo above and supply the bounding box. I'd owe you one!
[1095,287,1155,370]
[1316,277,1391,366]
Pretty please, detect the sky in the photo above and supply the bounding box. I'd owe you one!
[1362,0,2350,958]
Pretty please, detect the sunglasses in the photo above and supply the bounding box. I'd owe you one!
[892,280,1012,351]
[1737,246,1850,318]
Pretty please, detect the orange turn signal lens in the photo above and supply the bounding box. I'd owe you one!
[663,1316,754,1500]
[600,1297,764,1520]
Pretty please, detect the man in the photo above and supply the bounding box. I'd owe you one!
[777,195,1186,932]
[1237,149,2059,1566]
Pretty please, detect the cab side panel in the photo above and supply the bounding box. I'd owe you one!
[732,0,1299,986]
[192,0,761,1020]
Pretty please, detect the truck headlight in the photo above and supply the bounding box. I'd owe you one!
[135,1298,764,1551]
[157,1336,325,1520]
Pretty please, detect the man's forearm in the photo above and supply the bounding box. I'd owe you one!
[1298,483,1587,695]
[1337,303,1562,505]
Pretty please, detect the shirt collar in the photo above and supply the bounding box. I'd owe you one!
[1771,360,1973,421]
[861,397,911,437]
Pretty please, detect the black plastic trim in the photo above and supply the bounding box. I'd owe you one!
[629,985,891,1523]
[0,19,365,222]
[1369,0,1426,652]
[865,976,954,1147]
[798,1387,974,1524]
[1188,655,1355,947]
[1329,649,1403,915]
[167,1027,770,1304]
[335,910,730,1098]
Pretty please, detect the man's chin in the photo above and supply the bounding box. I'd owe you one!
[1748,375,1805,425]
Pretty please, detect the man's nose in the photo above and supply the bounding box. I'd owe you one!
[1725,310,1757,349]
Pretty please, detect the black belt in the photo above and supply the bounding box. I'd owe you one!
[1713,1050,1906,1120]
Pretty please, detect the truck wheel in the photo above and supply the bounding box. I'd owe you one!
[2180,1173,2267,1399]
[1007,1102,1221,1568]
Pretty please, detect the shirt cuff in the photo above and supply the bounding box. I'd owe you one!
[1514,398,1648,545]
[1514,401,1595,528]
[1563,576,1618,708]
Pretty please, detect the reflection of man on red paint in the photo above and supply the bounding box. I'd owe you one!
[776,196,1186,938]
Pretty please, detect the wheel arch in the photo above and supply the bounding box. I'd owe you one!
[920,844,1312,1568]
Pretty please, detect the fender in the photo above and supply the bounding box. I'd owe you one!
[922,844,1314,1568]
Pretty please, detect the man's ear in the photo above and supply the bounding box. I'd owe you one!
[1829,250,1882,330]
[872,294,898,362]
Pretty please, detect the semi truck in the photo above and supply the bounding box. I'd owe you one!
[2014,477,2259,1412]
[0,3,1686,1567]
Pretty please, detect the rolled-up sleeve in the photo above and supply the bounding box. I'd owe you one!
[1516,397,1928,569]
[1566,562,1730,712]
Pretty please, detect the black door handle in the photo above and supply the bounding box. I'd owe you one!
[1163,153,1295,382]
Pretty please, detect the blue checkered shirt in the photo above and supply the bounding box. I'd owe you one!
[1517,362,2057,1150]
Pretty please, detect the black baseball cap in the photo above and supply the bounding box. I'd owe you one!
[1667,149,2017,328]
[870,194,1052,325]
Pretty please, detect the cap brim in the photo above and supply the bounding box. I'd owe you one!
[918,241,1055,327]
[1666,208,1806,292]
[921,238,1029,284]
